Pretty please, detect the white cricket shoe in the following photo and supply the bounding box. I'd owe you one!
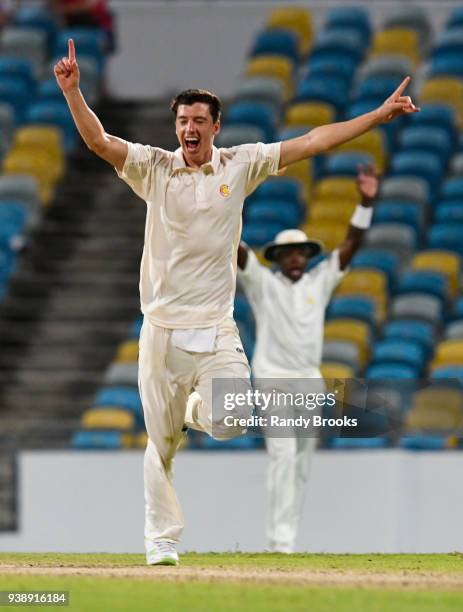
[146,540,179,566]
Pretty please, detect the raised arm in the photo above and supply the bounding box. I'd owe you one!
[338,165,378,270]
[54,39,127,172]
[279,77,418,169]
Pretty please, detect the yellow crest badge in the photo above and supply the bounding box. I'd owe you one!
[219,184,231,198]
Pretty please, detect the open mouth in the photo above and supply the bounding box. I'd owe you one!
[289,267,303,279]
[185,137,200,153]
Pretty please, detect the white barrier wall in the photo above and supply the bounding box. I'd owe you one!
[1,450,463,553]
[107,0,452,100]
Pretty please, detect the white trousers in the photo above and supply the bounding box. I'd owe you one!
[265,436,317,553]
[138,317,251,545]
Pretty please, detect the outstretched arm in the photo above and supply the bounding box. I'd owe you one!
[54,39,127,171]
[338,165,378,270]
[279,77,418,168]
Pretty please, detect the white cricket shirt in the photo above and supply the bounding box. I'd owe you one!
[116,141,281,329]
[238,249,345,377]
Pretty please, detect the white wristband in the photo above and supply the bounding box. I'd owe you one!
[351,204,373,230]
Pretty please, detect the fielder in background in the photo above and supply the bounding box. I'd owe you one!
[237,165,379,553]
[54,37,416,566]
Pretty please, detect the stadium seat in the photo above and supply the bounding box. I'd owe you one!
[327,295,377,327]
[307,54,357,84]
[431,365,463,385]
[310,200,356,225]
[26,101,77,152]
[396,270,448,303]
[366,363,419,380]
[251,29,300,65]
[324,318,371,366]
[54,28,106,71]
[234,76,286,108]
[266,6,313,55]
[428,223,463,256]
[379,176,429,207]
[226,101,276,143]
[252,177,305,205]
[333,130,387,173]
[71,430,133,450]
[94,386,143,427]
[364,223,417,256]
[216,125,266,148]
[383,319,434,357]
[373,201,423,237]
[310,29,364,63]
[302,222,344,251]
[359,55,413,81]
[382,6,431,52]
[320,362,354,380]
[325,6,371,43]
[294,75,347,112]
[441,176,463,201]
[371,28,420,65]
[420,77,463,125]
[435,201,463,224]
[2,150,56,204]
[245,200,302,228]
[285,101,335,128]
[351,248,398,289]
[411,250,460,299]
[241,221,287,247]
[371,339,426,371]
[322,340,360,372]
[313,177,359,203]
[246,55,294,97]
[356,75,404,100]
[0,78,29,123]
[115,340,138,363]
[430,53,463,79]
[445,320,463,340]
[104,363,138,386]
[322,152,374,178]
[407,103,456,140]
[0,27,47,75]
[431,339,463,369]
[405,387,463,431]
[389,152,444,200]
[398,126,453,161]
[81,408,136,431]
[391,293,443,326]
[0,57,35,91]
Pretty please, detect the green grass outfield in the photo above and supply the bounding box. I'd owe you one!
[0,553,462,611]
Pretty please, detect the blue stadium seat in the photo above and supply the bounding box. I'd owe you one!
[245,199,302,227]
[130,316,144,339]
[307,54,357,84]
[356,75,403,101]
[329,437,390,449]
[383,319,434,357]
[441,177,463,201]
[71,430,127,450]
[201,435,263,450]
[0,58,35,91]
[322,152,374,177]
[431,365,463,385]
[325,6,371,43]
[434,28,463,55]
[241,221,287,247]
[430,54,463,79]
[351,248,398,289]
[398,126,453,161]
[373,201,423,236]
[0,78,29,122]
[26,101,77,151]
[435,201,463,223]
[399,435,450,450]
[406,104,456,141]
[251,177,304,205]
[36,78,64,102]
[396,270,448,303]
[13,6,58,39]
[389,152,444,200]
[94,387,143,426]
[226,101,276,143]
[452,296,463,320]
[366,363,420,379]
[310,29,364,62]
[294,75,347,112]
[371,339,426,371]
[428,223,463,256]
[0,202,28,228]
[251,29,299,64]
[327,295,376,326]
[54,28,106,72]
[447,7,463,29]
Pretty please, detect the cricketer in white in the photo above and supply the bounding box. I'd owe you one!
[54,38,417,565]
[237,166,379,553]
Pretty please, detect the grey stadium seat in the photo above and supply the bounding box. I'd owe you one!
[364,223,416,257]
[379,176,430,207]
[1,27,47,77]
[445,320,463,340]
[450,153,463,177]
[0,175,40,226]
[358,55,414,82]
[322,340,360,373]
[234,76,285,111]
[215,125,266,148]
[391,293,443,326]
[104,363,138,386]
[383,7,431,53]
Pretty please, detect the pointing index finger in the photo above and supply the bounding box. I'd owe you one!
[393,76,411,98]
[68,38,75,63]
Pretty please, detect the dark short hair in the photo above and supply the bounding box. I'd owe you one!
[170,89,222,123]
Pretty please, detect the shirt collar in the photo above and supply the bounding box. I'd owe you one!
[172,145,220,174]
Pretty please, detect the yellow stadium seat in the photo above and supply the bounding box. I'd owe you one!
[302,221,345,251]
[335,269,388,322]
[334,130,387,173]
[136,431,148,448]
[267,7,313,54]
[406,388,463,431]
[324,318,371,366]
[411,251,460,299]
[3,150,56,204]
[421,78,463,125]
[82,408,135,431]
[246,55,293,97]
[285,102,335,128]
[313,177,359,203]
[321,362,354,379]
[310,200,356,224]
[115,340,139,363]
[255,250,272,267]
[431,339,463,369]
[281,158,312,199]
[14,125,63,152]
[371,28,420,65]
